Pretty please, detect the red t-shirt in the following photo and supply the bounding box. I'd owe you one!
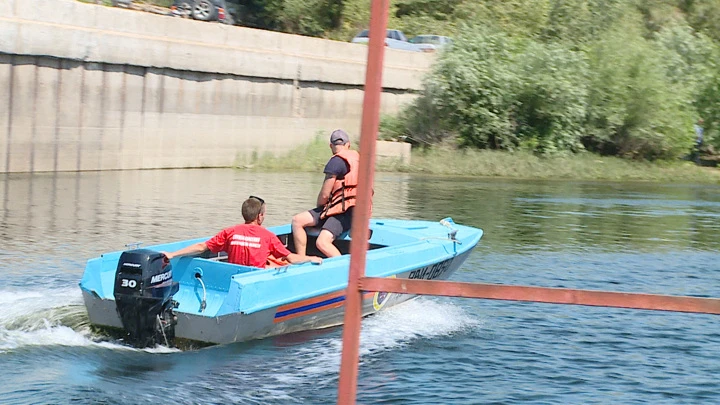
[205,224,291,268]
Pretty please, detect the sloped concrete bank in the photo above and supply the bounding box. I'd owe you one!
[0,0,428,172]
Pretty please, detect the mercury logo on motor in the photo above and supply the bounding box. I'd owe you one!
[150,271,172,284]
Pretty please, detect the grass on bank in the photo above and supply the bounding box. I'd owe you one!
[238,137,720,184]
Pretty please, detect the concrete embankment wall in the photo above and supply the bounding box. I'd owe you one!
[0,0,430,173]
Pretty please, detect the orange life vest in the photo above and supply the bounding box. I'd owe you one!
[320,149,361,220]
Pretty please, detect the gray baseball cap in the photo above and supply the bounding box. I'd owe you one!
[330,129,350,145]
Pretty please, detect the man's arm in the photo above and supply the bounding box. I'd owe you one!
[316,174,336,207]
[163,242,209,260]
[269,234,322,265]
[285,252,323,265]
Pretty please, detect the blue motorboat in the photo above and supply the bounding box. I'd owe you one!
[79,218,483,347]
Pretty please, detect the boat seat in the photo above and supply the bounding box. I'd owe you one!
[305,227,348,240]
[305,227,372,240]
[207,254,228,262]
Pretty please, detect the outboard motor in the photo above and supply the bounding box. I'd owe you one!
[113,249,179,347]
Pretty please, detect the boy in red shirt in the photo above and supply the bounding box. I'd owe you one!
[164,197,322,268]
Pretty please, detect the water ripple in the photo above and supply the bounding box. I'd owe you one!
[1,171,719,404]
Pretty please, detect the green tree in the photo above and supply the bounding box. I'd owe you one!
[584,19,695,159]
[484,0,551,38]
[513,42,588,153]
[400,27,589,154]
[234,0,343,36]
[654,23,720,147]
[694,43,720,148]
[380,83,455,147]
[429,28,522,149]
[681,0,720,43]
[541,0,626,45]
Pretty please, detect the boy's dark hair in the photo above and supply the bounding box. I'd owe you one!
[242,198,264,222]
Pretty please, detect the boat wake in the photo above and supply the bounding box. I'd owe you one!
[0,288,177,353]
[285,297,481,378]
[187,297,482,402]
[0,289,480,404]
[0,288,477,360]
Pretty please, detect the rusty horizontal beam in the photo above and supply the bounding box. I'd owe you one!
[359,277,720,315]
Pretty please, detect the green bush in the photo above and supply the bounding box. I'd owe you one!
[428,28,522,150]
[399,27,588,154]
[583,18,695,160]
[681,0,720,43]
[541,0,627,45]
[378,114,407,142]
[233,0,342,36]
[697,68,720,149]
[654,23,720,149]
[513,41,588,153]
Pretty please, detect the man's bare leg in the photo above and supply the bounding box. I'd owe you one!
[291,211,316,256]
[316,230,341,258]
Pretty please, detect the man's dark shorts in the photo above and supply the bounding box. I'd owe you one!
[309,207,353,239]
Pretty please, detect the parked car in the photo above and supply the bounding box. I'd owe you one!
[171,0,234,24]
[351,29,423,52]
[408,35,453,52]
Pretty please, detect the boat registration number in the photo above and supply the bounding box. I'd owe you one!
[408,259,452,280]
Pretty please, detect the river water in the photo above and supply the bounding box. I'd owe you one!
[1,169,719,404]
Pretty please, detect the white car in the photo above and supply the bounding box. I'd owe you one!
[351,29,423,52]
[408,35,454,53]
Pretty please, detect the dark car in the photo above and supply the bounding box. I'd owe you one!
[171,0,234,24]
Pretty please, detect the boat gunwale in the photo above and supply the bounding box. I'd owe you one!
[227,230,483,314]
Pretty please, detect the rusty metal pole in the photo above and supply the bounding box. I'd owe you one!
[336,0,389,403]
[359,278,720,315]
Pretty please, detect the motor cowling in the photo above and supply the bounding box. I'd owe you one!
[113,249,179,347]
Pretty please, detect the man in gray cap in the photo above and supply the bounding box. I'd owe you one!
[291,129,362,258]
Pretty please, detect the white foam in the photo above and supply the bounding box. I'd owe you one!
[0,287,180,353]
[0,287,83,325]
[360,297,480,354]
[0,323,95,350]
[289,297,480,377]
[0,324,179,353]
[143,345,181,354]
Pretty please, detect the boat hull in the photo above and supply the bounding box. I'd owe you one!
[82,249,472,345]
[80,219,482,346]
